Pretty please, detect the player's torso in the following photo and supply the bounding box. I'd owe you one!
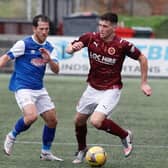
[10,37,53,91]
[80,33,127,89]
[16,37,47,73]
[86,33,126,79]
[88,34,125,68]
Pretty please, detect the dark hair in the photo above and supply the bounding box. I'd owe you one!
[100,12,118,24]
[32,14,50,27]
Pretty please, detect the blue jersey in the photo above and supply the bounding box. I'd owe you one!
[7,36,58,91]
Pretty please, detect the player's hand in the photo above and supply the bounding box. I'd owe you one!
[39,48,51,63]
[72,42,84,51]
[141,83,152,96]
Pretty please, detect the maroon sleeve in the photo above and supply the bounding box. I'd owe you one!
[122,40,141,60]
[72,32,93,47]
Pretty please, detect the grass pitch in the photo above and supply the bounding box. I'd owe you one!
[0,74,168,168]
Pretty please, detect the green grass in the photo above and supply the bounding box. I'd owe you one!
[119,15,167,29]
[0,0,38,19]
[119,15,168,38]
[0,74,168,168]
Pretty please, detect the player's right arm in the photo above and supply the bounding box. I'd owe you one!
[66,32,93,54]
[0,40,24,69]
[66,41,84,54]
[0,54,11,68]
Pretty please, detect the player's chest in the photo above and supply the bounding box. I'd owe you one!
[88,42,124,66]
[88,41,123,58]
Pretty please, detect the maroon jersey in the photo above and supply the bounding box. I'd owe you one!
[74,32,141,90]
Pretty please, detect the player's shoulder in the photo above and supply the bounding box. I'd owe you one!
[81,32,98,38]
[78,32,98,44]
[45,40,54,52]
[11,39,25,50]
[22,36,32,42]
[45,39,53,47]
[22,36,35,47]
[45,40,52,46]
[114,35,130,45]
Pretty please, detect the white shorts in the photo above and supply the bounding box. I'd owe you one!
[15,88,55,115]
[76,85,121,116]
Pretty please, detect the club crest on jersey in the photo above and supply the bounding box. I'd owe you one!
[30,50,36,54]
[108,47,115,55]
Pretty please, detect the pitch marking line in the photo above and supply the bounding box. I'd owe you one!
[14,140,168,149]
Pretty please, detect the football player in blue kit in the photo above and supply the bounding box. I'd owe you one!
[0,14,63,161]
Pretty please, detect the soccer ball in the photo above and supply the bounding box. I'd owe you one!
[85,146,107,167]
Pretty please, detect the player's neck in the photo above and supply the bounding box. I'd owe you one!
[32,34,46,45]
[103,33,115,42]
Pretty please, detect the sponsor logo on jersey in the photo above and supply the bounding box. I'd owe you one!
[90,51,117,65]
[31,58,46,67]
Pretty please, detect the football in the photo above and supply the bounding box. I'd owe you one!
[85,146,107,167]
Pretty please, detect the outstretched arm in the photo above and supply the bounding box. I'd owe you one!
[138,54,152,96]
[66,41,84,54]
[0,54,11,68]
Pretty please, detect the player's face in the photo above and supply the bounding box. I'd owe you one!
[33,21,50,43]
[98,20,116,41]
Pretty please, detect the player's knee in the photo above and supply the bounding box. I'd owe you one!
[47,118,57,128]
[25,114,38,125]
[74,117,83,126]
[90,117,102,129]
[74,115,87,126]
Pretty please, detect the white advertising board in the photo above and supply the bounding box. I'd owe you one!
[47,36,168,77]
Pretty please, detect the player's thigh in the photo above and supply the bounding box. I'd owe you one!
[76,85,98,115]
[15,89,38,124]
[15,89,37,114]
[36,89,55,115]
[95,88,121,116]
[15,89,35,110]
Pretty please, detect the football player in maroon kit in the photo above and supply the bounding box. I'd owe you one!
[66,12,152,164]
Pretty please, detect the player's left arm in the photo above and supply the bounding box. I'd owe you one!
[39,48,59,74]
[138,54,152,96]
[48,59,59,74]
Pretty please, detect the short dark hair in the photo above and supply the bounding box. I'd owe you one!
[32,14,50,27]
[100,12,118,24]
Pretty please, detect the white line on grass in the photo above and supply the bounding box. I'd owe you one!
[14,140,168,149]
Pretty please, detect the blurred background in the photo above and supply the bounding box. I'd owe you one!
[0,0,168,76]
[1,3,168,168]
[0,0,168,38]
